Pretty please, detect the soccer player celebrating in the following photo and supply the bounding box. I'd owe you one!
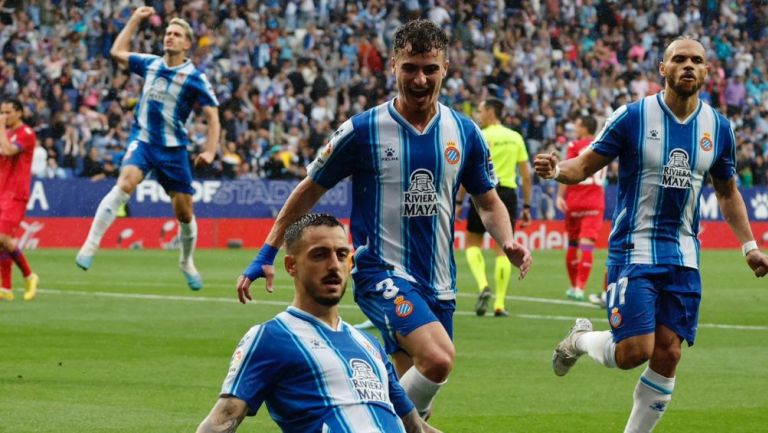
[535,37,768,433]
[556,115,605,302]
[75,7,220,290]
[0,99,39,301]
[198,214,442,433]
[237,19,531,419]
[457,97,532,317]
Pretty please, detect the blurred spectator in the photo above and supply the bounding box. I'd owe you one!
[0,0,765,188]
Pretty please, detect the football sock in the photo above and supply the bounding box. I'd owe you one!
[493,255,511,311]
[576,242,594,289]
[566,241,579,287]
[10,248,32,277]
[624,367,675,433]
[465,246,488,292]
[1,254,11,288]
[179,216,198,264]
[399,366,445,419]
[82,186,130,253]
[575,330,617,368]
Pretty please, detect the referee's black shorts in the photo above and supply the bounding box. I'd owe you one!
[466,185,518,234]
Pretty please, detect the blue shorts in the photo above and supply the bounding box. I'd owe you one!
[606,264,701,346]
[353,271,455,355]
[122,140,194,195]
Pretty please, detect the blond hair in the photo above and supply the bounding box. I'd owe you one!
[168,17,194,42]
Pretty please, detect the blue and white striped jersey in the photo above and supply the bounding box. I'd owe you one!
[308,100,496,300]
[128,54,218,147]
[592,93,736,269]
[221,307,413,433]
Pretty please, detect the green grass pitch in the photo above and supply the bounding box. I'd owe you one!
[1,248,766,432]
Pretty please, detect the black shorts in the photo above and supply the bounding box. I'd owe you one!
[466,185,518,234]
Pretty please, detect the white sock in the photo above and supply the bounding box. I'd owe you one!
[624,367,675,433]
[179,216,197,265]
[398,366,445,418]
[82,186,130,254]
[575,330,617,368]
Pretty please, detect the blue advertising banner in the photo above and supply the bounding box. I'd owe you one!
[24,178,768,222]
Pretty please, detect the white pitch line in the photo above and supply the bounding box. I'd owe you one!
[36,288,768,331]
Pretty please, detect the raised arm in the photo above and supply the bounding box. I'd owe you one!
[471,188,532,278]
[236,177,328,302]
[711,175,768,277]
[534,148,613,185]
[110,6,155,68]
[196,397,249,433]
[518,160,532,227]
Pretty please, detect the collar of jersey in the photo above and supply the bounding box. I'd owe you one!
[387,98,441,136]
[656,92,702,125]
[286,306,344,332]
[161,57,192,70]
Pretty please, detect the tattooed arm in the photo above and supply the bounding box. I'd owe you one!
[196,397,248,433]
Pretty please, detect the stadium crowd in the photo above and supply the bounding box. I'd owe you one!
[7,0,768,186]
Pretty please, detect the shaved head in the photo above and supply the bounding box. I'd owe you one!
[663,37,706,62]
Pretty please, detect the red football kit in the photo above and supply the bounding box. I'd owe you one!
[564,137,606,241]
[0,123,36,235]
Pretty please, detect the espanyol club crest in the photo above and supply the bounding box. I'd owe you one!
[444,142,460,165]
[610,307,623,329]
[699,132,713,152]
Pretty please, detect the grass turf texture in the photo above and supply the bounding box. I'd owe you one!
[1,249,766,432]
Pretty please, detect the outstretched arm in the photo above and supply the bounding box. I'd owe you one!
[196,397,248,433]
[712,175,768,277]
[534,148,612,185]
[110,6,155,68]
[237,177,328,302]
[472,188,532,279]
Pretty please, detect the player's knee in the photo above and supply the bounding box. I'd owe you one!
[615,343,652,370]
[418,348,454,382]
[176,212,193,224]
[653,344,681,368]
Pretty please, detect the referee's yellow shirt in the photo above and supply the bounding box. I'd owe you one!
[481,124,528,189]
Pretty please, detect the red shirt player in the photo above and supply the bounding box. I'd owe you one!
[0,99,39,301]
[556,115,605,302]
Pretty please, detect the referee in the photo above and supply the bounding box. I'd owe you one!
[457,98,532,317]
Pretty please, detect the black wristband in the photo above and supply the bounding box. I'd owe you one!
[523,204,531,210]
[455,200,463,205]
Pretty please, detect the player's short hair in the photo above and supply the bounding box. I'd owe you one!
[484,98,504,119]
[579,115,598,135]
[284,213,345,254]
[662,36,705,62]
[393,19,449,59]
[168,17,194,42]
[2,98,23,112]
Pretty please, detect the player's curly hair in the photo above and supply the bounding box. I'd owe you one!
[393,19,449,59]
[284,213,345,253]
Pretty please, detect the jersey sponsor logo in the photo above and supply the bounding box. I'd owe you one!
[382,146,399,162]
[349,359,386,401]
[699,132,713,152]
[609,307,623,328]
[393,296,413,317]
[403,169,438,217]
[661,149,692,189]
[147,77,170,102]
[444,142,460,165]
